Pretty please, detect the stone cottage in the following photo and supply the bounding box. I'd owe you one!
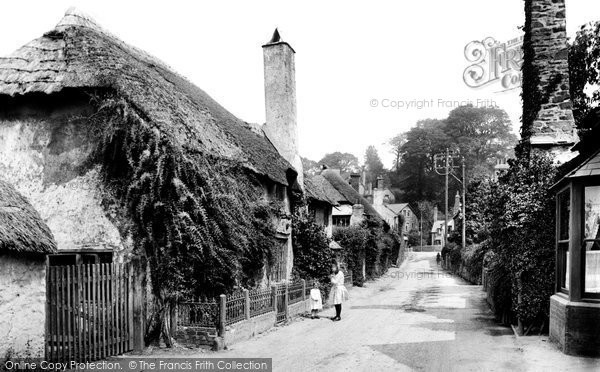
[0,8,303,356]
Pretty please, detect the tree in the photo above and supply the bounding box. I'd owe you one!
[302,157,320,176]
[389,133,407,172]
[318,152,360,175]
[569,21,600,138]
[444,105,517,178]
[393,119,449,205]
[389,106,517,206]
[364,145,385,187]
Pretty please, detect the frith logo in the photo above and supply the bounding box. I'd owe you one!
[463,36,523,92]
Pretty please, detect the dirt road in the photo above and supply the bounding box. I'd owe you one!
[164,253,600,371]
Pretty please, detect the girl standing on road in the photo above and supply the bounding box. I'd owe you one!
[329,262,349,321]
[309,281,323,319]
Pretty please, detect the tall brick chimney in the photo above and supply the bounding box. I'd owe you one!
[521,0,578,163]
[263,29,304,186]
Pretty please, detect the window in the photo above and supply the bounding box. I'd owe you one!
[557,189,570,292]
[583,186,600,296]
[332,215,351,227]
[48,251,114,266]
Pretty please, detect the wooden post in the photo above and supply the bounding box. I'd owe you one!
[569,182,583,301]
[132,261,144,353]
[301,279,306,301]
[44,258,50,361]
[219,294,227,337]
[244,289,250,320]
[271,285,277,325]
[284,283,289,321]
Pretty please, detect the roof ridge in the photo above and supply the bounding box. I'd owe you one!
[56,7,105,32]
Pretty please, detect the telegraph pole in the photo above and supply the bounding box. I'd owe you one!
[434,149,464,250]
[462,159,466,250]
[444,149,449,249]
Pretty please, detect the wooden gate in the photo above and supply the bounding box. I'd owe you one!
[45,263,133,362]
[275,284,287,324]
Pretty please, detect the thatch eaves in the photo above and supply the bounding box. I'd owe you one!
[304,174,342,206]
[0,179,57,255]
[0,8,295,186]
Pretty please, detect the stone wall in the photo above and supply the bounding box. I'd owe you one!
[223,310,279,347]
[0,255,46,357]
[522,0,577,161]
[175,298,313,350]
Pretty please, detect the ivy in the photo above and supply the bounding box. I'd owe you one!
[88,92,280,343]
[482,153,557,325]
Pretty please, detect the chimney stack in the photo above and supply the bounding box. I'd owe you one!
[433,205,438,222]
[349,173,361,192]
[376,176,384,189]
[263,29,304,186]
[521,0,578,163]
[351,204,365,226]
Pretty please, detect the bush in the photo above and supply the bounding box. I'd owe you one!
[333,219,404,284]
[292,211,334,294]
[333,225,368,285]
[482,153,557,326]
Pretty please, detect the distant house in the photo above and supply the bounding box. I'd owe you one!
[430,219,454,246]
[386,203,419,234]
[320,169,383,226]
[0,179,57,356]
[0,8,303,356]
[304,174,343,238]
[430,196,460,247]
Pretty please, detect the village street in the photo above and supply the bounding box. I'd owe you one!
[193,252,599,372]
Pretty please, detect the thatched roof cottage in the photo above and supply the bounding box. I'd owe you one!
[0,8,303,356]
[0,179,56,357]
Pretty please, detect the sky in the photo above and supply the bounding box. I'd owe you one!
[1,1,600,167]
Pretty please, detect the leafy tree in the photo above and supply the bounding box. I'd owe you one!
[390,106,516,206]
[302,157,320,176]
[445,105,517,178]
[569,21,600,132]
[364,146,385,187]
[318,152,360,175]
[393,119,448,205]
[389,133,407,172]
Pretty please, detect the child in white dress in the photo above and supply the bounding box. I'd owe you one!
[329,263,349,321]
[309,281,323,319]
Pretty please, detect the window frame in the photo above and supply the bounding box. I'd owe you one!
[556,185,571,295]
[581,180,600,299]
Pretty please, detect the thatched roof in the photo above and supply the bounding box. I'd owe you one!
[0,8,295,186]
[304,174,342,206]
[320,169,382,220]
[0,179,57,254]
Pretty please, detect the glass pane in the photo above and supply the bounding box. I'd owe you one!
[559,242,569,291]
[584,186,600,294]
[558,189,570,241]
